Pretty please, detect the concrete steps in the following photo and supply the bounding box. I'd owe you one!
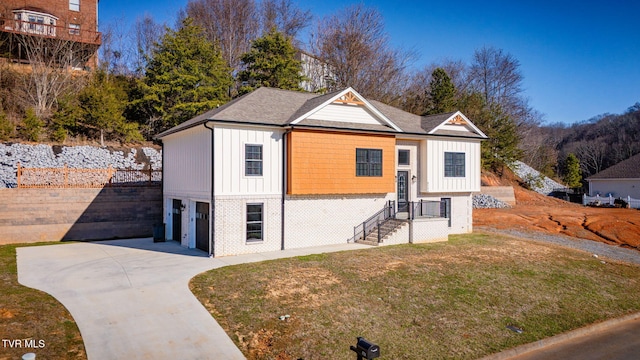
[357,218,408,246]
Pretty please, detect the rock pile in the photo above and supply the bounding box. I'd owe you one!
[509,161,565,195]
[473,194,511,209]
[0,143,162,188]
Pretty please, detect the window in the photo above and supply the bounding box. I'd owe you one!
[69,0,80,11]
[246,204,263,242]
[356,148,383,176]
[444,152,465,177]
[69,23,80,35]
[245,144,263,176]
[398,149,410,166]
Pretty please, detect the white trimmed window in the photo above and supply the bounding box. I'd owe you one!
[245,144,263,176]
[398,149,410,166]
[246,204,263,243]
[69,23,80,35]
[356,148,383,177]
[69,0,80,11]
[444,152,465,177]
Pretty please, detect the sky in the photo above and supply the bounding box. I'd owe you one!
[99,0,640,125]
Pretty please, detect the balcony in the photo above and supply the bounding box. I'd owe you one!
[0,15,101,46]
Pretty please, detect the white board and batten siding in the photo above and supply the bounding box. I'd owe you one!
[420,138,481,193]
[306,103,381,125]
[213,124,283,196]
[163,125,211,199]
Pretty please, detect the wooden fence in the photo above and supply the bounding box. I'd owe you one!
[16,163,161,188]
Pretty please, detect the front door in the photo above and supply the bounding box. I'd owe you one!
[172,199,182,242]
[195,202,209,252]
[397,171,409,212]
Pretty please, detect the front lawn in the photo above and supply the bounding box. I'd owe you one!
[190,233,640,360]
[0,243,85,360]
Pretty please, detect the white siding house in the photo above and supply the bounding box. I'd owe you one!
[156,87,487,257]
[587,153,640,200]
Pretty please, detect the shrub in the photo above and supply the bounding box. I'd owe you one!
[19,108,43,142]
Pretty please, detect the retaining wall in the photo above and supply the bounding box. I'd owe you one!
[0,187,162,244]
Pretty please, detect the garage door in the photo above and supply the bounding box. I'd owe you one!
[195,202,209,252]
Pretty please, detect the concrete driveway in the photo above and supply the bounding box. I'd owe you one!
[17,238,368,359]
[17,238,244,360]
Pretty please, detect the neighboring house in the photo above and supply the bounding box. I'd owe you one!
[0,0,101,69]
[155,87,487,257]
[296,51,333,93]
[586,153,640,199]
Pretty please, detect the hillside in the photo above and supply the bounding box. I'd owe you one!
[475,168,640,250]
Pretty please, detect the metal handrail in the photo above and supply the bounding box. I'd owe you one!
[351,200,395,242]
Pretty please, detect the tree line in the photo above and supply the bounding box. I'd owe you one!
[2,0,633,183]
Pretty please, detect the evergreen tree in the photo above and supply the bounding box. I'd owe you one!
[138,17,233,131]
[0,109,14,141]
[238,28,305,94]
[50,94,81,143]
[563,153,582,188]
[459,92,522,172]
[426,67,456,115]
[79,71,142,145]
[19,108,43,142]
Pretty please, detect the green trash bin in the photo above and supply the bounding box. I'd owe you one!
[153,224,165,242]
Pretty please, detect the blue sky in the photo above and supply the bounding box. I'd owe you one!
[100,1,640,125]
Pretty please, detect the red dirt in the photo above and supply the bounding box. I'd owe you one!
[475,173,640,250]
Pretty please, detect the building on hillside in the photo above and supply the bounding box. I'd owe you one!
[297,51,333,93]
[156,87,487,257]
[0,0,101,70]
[586,153,640,200]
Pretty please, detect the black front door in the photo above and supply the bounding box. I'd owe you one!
[397,171,409,212]
[172,199,182,242]
[195,202,209,252]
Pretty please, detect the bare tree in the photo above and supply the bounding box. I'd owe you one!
[260,0,312,41]
[9,24,96,118]
[468,46,524,111]
[186,0,259,73]
[134,14,165,75]
[310,4,412,103]
[576,140,607,176]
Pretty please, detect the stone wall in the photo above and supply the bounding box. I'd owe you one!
[0,187,162,244]
[0,143,162,188]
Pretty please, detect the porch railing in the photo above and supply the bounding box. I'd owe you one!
[351,200,395,242]
[408,200,448,220]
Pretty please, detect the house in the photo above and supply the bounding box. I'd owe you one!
[586,153,640,199]
[0,0,101,69]
[155,87,487,257]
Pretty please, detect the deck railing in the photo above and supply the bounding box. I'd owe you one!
[408,200,447,219]
[16,163,161,188]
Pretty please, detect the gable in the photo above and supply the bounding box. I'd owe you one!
[290,88,402,132]
[428,112,487,138]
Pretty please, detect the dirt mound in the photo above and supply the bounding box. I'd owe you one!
[476,172,640,251]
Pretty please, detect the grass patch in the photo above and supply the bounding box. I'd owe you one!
[190,233,640,360]
[0,243,85,360]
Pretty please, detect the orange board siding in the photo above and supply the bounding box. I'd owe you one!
[288,130,395,195]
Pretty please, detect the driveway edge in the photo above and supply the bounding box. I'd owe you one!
[480,312,640,360]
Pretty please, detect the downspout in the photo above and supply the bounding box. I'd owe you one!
[204,121,215,257]
[281,127,292,251]
[160,140,165,240]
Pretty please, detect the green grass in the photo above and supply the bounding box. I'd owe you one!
[190,233,640,360]
[0,243,85,360]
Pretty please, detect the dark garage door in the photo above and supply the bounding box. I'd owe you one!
[195,202,209,252]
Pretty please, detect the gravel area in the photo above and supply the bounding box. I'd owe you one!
[477,227,640,265]
[509,161,565,195]
[0,143,162,188]
[473,194,511,209]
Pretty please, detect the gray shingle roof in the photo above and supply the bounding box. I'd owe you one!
[155,87,486,139]
[587,153,640,180]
